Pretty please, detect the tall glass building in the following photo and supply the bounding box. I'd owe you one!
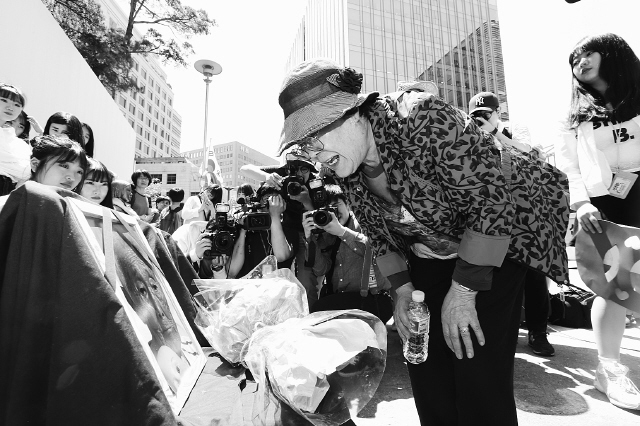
[286,0,508,118]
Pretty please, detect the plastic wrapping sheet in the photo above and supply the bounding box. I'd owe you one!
[576,220,640,312]
[192,267,309,365]
[244,310,387,426]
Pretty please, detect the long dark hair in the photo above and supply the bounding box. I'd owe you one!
[43,112,85,148]
[14,111,30,141]
[30,135,88,191]
[82,123,95,157]
[567,33,640,128]
[81,158,114,208]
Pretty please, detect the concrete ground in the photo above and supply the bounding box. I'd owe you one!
[353,322,640,426]
[354,246,640,425]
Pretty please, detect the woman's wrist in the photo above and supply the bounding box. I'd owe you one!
[452,280,478,294]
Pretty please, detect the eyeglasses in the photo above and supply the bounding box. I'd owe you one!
[298,166,310,173]
[471,111,493,121]
[298,135,325,154]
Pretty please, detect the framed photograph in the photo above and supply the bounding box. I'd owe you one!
[68,198,206,414]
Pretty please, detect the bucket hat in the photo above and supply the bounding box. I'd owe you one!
[397,80,439,96]
[278,58,377,154]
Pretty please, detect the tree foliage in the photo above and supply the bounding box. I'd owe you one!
[42,0,216,94]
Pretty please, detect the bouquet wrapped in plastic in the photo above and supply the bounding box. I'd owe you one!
[244,310,387,426]
[192,266,309,364]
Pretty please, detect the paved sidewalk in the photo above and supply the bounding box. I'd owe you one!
[354,323,640,425]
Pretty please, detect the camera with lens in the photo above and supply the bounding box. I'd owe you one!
[278,153,309,199]
[202,203,238,258]
[307,178,338,232]
[470,110,492,127]
[280,175,305,198]
[236,197,272,231]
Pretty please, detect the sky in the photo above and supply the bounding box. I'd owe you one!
[128,0,640,160]
[155,0,307,160]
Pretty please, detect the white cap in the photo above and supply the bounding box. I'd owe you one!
[412,290,425,303]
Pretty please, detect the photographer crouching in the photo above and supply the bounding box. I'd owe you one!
[303,183,393,323]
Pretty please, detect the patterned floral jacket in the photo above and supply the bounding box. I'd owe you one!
[339,91,569,291]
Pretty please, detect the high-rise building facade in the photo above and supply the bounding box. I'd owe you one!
[287,0,508,117]
[98,0,183,159]
[181,141,280,193]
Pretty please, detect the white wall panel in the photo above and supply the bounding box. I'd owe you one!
[0,0,136,179]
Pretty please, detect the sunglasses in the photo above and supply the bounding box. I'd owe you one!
[471,111,493,121]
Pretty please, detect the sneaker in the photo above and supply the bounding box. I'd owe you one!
[594,361,640,410]
[528,332,555,357]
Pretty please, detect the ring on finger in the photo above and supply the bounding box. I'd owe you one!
[459,327,469,335]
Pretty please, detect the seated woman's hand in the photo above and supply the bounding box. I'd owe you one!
[576,202,602,233]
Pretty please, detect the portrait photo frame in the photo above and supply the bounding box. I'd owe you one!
[67,198,207,414]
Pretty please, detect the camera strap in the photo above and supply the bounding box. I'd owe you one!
[258,230,273,257]
[360,244,373,298]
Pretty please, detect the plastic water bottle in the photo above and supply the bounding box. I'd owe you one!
[403,290,430,364]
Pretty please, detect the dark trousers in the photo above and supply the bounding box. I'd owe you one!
[310,291,394,325]
[524,270,550,334]
[407,256,526,426]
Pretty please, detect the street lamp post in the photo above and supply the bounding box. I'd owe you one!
[194,59,222,189]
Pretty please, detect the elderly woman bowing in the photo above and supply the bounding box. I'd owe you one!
[277,59,568,426]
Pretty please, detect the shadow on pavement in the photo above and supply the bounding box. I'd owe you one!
[514,330,640,417]
[357,326,414,419]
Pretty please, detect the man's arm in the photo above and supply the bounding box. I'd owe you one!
[240,164,286,189]
[227,229,246,278]
[268,195,293,262]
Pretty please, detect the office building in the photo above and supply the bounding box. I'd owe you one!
[287,0,508,117]
[181,141,280,194]
[98,0,183,159]
[134,157,201,196]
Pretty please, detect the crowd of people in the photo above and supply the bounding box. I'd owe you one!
[1,31,639,425]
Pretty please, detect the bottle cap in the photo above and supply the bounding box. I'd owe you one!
[412,290,425,303]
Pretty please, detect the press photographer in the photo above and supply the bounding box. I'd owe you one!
[241,155,331,305]
[182,184,223,224]
[227,184,298,279]
[172,197,231,279]
[303,184,393,321]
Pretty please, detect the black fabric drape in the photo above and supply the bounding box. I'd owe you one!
[0,182,176,425]
[141,226,209,347]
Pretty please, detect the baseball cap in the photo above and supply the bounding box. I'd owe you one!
[469,92,500,114]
